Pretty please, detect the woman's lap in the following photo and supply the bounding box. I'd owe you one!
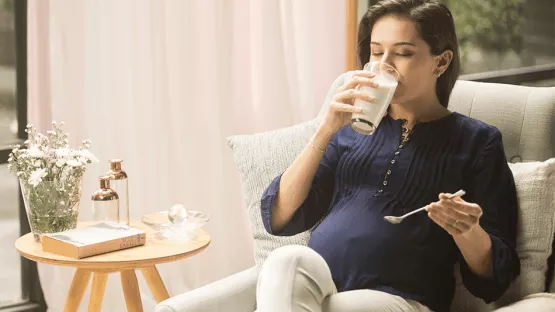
[323,289,430,312]
[256,245,430,312]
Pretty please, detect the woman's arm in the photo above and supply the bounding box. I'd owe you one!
[265,71,377,234]
[270,125,335,231]
[426,129,520,302]
[453,222,493,277]
[428,194,494,277]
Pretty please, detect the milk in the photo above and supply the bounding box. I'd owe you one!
[351,70,398,135]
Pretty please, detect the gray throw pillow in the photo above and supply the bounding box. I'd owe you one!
[227,119,321,266]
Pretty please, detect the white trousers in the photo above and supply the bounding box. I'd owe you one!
[256,245,431,312]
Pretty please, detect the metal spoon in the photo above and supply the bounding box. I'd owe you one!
[384,190,466,224]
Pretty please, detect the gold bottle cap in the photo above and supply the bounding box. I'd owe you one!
[92,176,119,201]
[99,176,111,189]
[107,159,127,179]
[109,159,123,171]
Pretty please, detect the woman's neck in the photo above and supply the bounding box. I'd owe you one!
[388,96,450,128]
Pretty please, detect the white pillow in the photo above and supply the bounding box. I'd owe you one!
[227,119,320,266]
[504,159,555,302]
[452,158,555,311]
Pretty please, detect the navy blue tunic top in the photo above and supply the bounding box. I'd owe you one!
[260,112,520,312]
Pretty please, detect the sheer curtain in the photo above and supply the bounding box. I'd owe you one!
[27,0,346,310]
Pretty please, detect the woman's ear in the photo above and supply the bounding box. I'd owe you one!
[435,50,453,77]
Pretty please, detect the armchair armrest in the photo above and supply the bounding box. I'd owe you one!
[493,293,555,312]
[155,266,259,312]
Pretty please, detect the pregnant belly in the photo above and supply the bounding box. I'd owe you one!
[308,201,445,290]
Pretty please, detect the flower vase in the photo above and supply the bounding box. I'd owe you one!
[19,176,83,242]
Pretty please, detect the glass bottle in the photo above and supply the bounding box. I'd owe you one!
[91,176,119,223]
[106,159,129,225]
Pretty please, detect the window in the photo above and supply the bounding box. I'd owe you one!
[365,0,555,85]
[443,0,554,75]
[0,0,17,145]
[0,0,22,307]
[0,0,46,311]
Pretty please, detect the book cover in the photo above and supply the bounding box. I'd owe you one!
[42,221,146,259]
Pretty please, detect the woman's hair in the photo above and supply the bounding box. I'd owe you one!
[358,0,460,107]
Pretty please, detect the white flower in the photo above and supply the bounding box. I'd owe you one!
[66,159,82,167]
[9,122,96,183]
[55,148,73,158]
[29,168,47,187]
[77,149,99,163]
[27,146,44,158]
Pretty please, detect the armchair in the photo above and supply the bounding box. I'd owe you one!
[156,76,555,312]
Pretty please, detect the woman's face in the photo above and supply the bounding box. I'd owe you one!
[369,15,449,105]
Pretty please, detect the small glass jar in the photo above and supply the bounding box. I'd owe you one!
[91,176,119,223]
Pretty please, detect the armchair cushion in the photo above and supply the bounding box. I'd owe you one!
[505,159,555,300]
[493,293,555,312]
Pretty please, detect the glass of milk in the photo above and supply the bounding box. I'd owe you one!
[351,61,400,135]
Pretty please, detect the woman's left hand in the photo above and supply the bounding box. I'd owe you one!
[426,193,483,237]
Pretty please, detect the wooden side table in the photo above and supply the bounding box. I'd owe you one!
[15,221,211,312]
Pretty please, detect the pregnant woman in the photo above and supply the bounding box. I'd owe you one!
[256,1,520,311]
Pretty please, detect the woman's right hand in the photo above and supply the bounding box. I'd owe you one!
[319,71,379,135]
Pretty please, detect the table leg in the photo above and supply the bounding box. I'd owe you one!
[121,270,144,312]
[63,269,92,312]
[88,273,108,312]
[140,266,170,303]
